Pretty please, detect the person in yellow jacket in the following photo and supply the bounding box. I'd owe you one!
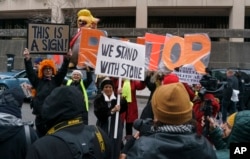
[66,68,93,124]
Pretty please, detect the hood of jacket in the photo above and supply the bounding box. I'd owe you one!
[228,110,250,143]
[41,86,85,131]
[0,113,23,142]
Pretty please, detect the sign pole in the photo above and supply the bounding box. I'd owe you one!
[114,77,122,139]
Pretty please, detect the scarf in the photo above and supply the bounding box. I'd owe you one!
[152,124,194,134]
[122,79,132,102]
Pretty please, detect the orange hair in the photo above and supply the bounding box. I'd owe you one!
[38,59,57,78]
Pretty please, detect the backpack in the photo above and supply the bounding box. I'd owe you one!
[51,125,106,159]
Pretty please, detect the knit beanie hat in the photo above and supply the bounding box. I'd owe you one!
[162,73,179,85]
[38,59,57,78]
[227,112,237,128]
[151,83,192,125]
[34,57,43,64]
[72,70,83,78]
[100,77,114,90]
[0,88,25,118]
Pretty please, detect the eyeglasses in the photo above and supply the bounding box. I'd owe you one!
[78,19,87,26]
[43,67,52,71]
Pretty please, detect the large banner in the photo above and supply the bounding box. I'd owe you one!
[144,33,211,74]
[27,23,70,54]
[95,37,145,81]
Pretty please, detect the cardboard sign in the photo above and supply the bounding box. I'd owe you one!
[141,33,211,74]
[27,23,70,54]
[95,37,145,81]
[174,64,203,85]
[78,28,107,68]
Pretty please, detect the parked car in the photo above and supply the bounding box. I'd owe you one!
[0,69,97,99]
[0,69,30,91]
[210,68,250,110]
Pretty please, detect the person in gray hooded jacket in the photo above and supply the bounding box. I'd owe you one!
[0,88,38,159]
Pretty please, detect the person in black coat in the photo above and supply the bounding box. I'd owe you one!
[26,86,112,159]
[120,83,217,159]
[221,69,239,123]
[23,48,72,137]
[94,77,128,159]
[0,88,38,159]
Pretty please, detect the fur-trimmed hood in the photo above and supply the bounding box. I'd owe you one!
[38,59,57,78]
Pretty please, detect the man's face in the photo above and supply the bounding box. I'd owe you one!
[43,66,53,77]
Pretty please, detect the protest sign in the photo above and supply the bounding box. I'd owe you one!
[95,36,145,81]
[174,64,203,85]
[78,28,107,68]
[27,23,70,54]
[143,33,211,74]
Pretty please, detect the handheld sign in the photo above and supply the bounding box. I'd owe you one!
[95,36,145,81]
[78,28,107,68]
[27,23,70,54]
[174,64,203,85]
[95,36,145,139]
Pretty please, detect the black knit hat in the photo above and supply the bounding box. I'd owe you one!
[0,88,25,118]
[100,77,114,90]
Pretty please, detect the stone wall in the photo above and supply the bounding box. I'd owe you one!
[1,28,250,71]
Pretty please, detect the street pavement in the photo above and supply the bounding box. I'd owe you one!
[21,96,149,126]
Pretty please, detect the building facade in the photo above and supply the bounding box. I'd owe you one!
[0,0,250,71]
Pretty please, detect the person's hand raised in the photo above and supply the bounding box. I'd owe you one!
[23,48,31,60]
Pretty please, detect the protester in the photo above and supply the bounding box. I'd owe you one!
[33,57,43,70]
[193,74,221,137]
[221,69,239,123]
[140,72,191,119]
[23,48,72,137]
[0,88,38,159]
[66,68,93,124]
[94,77,128,159]
[120,83,217,159]
[205,110,250,159]
[144,71,167,104]
[26,86,112,159]
[112,78,146,140]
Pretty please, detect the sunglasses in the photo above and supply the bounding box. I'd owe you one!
[78,19,87,26]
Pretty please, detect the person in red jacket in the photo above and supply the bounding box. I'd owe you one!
[112,78,146,140]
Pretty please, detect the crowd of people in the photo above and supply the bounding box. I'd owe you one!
[1,8,250,159]
[1,51,250,159]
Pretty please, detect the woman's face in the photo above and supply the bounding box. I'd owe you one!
[221,122,232,138]
[43,66,53,78]
[103,84,113,97]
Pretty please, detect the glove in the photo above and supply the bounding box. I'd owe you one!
[121,137,136,154]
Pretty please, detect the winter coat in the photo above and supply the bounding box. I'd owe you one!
[94,93,127,159]
[0,113,38,159]
[25,124,111,159]
[26,86,112,159]
[126,126,217,159]
[113,79,146,123]
[24,58,70,116]
[193,93,220,135]
[210,110,250,159]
